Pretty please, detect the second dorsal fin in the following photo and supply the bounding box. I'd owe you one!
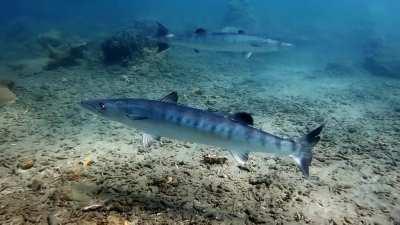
[229,112,254,125]
[160,91,178,103]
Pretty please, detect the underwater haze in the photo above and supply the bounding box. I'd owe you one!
[1,1,400,224]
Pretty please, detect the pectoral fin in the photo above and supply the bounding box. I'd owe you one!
[245,52,253,59]
[229,150,249,164]
[142,133,160,148]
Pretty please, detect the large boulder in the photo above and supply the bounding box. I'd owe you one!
[37,30,88,70]
[101,20,166,65]
[44,41,88,70]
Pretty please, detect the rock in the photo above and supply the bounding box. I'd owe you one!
[101,20,164,65]
[0,80,15,89]
[0,85,16,106]
[249,176,273,187]
[101,31,147,65]
[28,179,43,191]
[202,154,228,165]
[37,30,63,48]
[79,157,95,167]
[18,159,34,170]
[150,175,178,187]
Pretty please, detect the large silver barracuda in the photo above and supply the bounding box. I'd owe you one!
[156,24,293,58]
[81,92,323,177]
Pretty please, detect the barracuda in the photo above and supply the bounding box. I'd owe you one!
[81,92,323,177]
[156,23,293,58]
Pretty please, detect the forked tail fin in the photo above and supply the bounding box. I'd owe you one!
[291,124,324,177]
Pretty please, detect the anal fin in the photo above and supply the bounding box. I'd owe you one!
[142,133,160,148]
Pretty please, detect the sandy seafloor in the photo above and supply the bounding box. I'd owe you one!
[0,42,400,225]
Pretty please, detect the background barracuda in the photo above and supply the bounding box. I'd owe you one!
[1,1,400,225]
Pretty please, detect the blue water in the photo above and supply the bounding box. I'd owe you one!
[0,1,399,224]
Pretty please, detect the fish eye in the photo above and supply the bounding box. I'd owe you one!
[99,102,106,110]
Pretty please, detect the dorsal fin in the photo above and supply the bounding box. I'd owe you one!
[156,22,169,38]
[160,91,178,103]
[194,28,207,35]
[229,112,254,125]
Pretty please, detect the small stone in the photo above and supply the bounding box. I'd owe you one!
[249,176,273,187]
[19,159,34,170]
[202,154,227,165]
[28,179,43,191]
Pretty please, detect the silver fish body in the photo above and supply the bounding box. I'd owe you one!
[170,33,291,53]
[81,92,323,177]
[155,24,293,55]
